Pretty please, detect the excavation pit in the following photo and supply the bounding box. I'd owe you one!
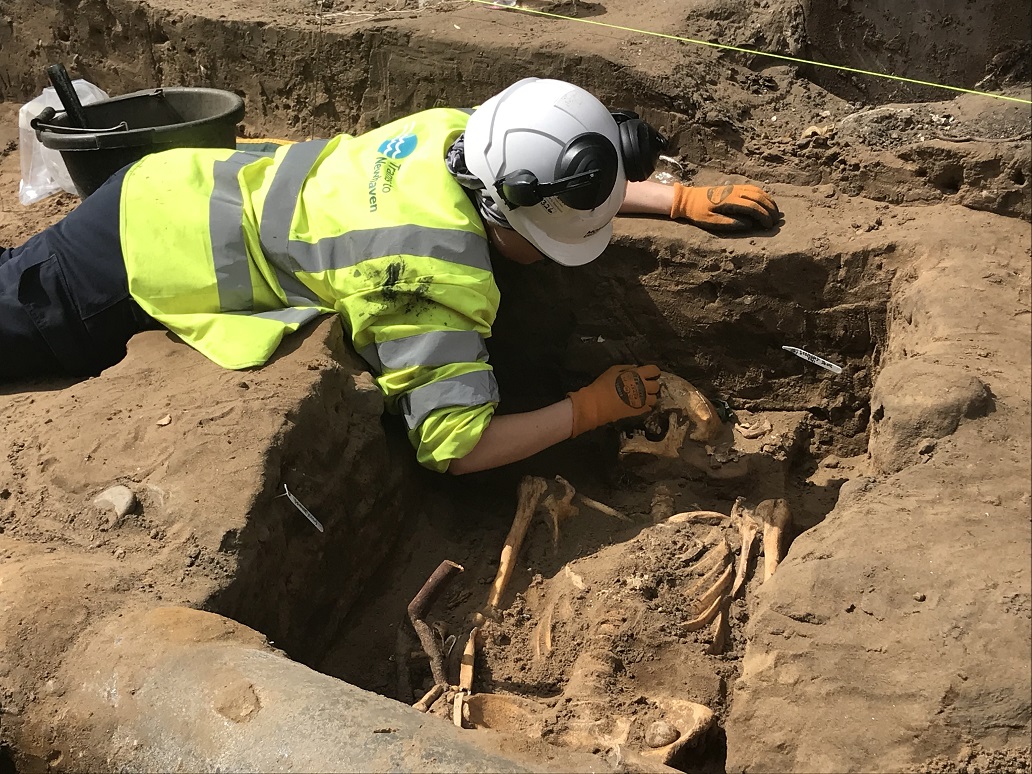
[193,230,895,772]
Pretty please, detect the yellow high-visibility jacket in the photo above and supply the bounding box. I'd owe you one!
[120,108,500,472]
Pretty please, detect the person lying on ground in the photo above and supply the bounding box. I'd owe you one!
[0,77,779,474]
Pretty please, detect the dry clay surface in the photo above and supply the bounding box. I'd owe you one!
[1,0,1032,770]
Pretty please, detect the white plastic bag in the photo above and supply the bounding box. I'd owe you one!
[18,79,109,205]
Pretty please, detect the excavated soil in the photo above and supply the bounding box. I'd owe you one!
[0,0,1030,771]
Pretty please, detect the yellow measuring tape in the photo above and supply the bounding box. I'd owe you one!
[464,0,1032,106]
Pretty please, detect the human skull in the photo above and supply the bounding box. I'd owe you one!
[620,372,726,458]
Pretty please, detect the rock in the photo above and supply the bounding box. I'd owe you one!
[868,362,991,474]
[645,720,680,748]
[93,485,137,525]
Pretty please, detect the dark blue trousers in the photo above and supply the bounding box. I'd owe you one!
[0,167,152,380]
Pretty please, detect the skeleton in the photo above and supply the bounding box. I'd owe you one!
[455,471,793,765]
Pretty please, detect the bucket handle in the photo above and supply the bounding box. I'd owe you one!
[31,107,129,136]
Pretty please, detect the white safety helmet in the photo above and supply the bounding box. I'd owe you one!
[464,78,630,267]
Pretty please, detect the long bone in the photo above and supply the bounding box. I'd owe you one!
[730,498,760,598]
[754,498,792,580]
[474,476,549,628]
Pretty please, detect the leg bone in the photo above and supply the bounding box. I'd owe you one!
[477,475,549,625]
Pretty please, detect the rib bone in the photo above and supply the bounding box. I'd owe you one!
[683,589,725,631]
[705,600,730,656]
[692,562,733,616]
[666,510,729,526]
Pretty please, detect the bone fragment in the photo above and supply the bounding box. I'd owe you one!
[730,500,760,598]
[532,605,554,661]
[575,492,632,522]
[684,539,731,597]
[453,691,466,728]
[683,590,724,631]
[408,560,464,688]
[735,418,772,439]
[459,627,477,692]
[650,484,675,521]
[476,476,549,627]
[754,498,792,580]
[666,510,729,526]
[691,562,733,616]
[464,693,547,736]
[413,683,445,713]
[705,600,730,655]
[543,476,579,549]
[564,565,587,591]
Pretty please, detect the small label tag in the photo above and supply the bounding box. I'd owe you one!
[782,346,843,374]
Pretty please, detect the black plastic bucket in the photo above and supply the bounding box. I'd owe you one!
[33,87,245,198]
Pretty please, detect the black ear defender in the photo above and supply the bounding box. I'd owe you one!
[495,133,616,211]
[493,111,668,210]
[611,110,668,182]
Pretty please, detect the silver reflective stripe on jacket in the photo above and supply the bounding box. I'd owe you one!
[209,150,324,312]
[359,329,489,374]
[259,139,330,274]
[258,139,491,274]
[210,153,256,313]
[251,307,323,326]
[290,225,491,273]
[400,370,500,430]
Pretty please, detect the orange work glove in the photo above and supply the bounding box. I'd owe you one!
[670,183,779,231]
[567,364,661,438]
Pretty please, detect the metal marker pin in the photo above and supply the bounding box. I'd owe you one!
[782,346,843,374]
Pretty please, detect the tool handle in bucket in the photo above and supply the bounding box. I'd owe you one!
[46,63,90,129]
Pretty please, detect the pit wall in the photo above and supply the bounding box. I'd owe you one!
[0,0,687,140]
[724,187,1032,772]
[3,0,1028,222]
[799,0,1031,103]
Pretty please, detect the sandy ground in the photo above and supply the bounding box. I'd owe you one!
[0,0,1030,770]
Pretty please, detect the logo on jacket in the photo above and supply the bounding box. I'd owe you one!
[369,123,419,212]
[377,126,418,159]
